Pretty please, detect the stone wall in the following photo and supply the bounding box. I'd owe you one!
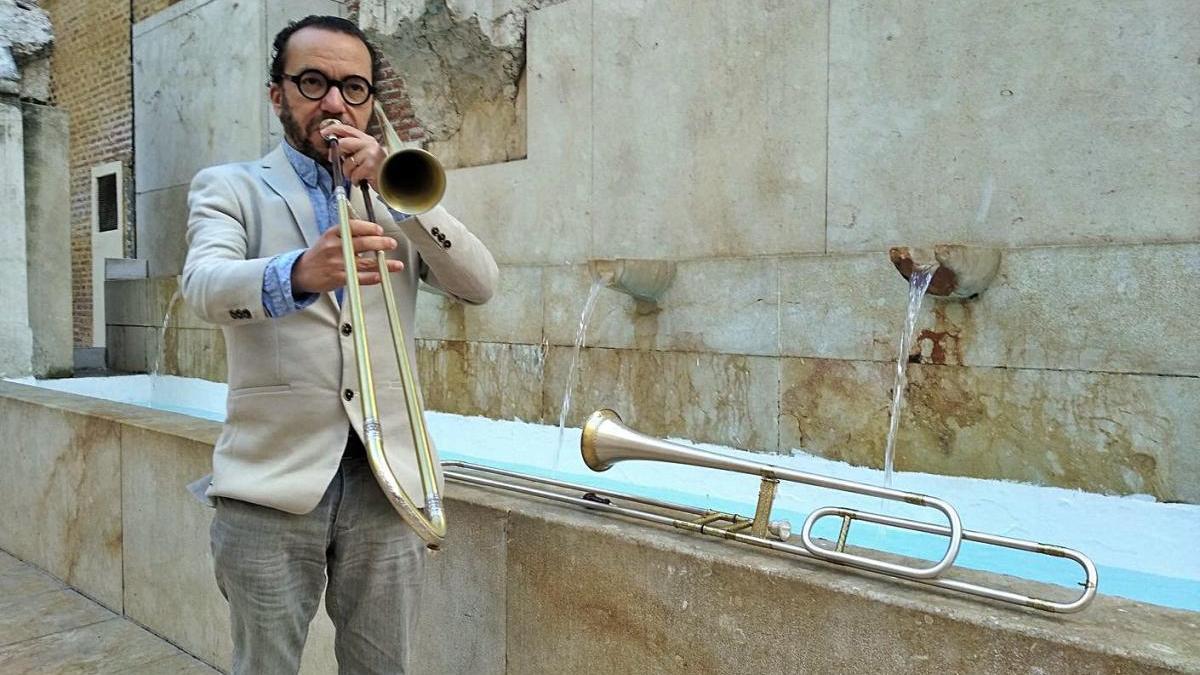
[106,0,1200,503]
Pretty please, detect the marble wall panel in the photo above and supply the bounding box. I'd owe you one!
[135,184,189,278]
[779,358,1200,503]
[417,339,546,422]
[120,426,229,668]
[828,1,1200,252]
[442,0,592,265]
[415,264,543,345]
[592,0,828,259]
[413,496,508,675]
[503,503,1192,674]
[543,258,781,356]
[132,0,266,193]
[0,399,122,611]
[543,346,779,452]
[779,244,1200,376]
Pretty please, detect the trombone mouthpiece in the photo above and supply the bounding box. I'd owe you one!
[319,118,340,140]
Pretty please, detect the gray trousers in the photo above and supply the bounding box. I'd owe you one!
[210,452,427,675]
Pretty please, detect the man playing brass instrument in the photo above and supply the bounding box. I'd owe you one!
[182,15,497,674]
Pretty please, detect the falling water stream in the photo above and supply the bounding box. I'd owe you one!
[882,265,936,488]
[150,290,183,407]
[555,279,605,466]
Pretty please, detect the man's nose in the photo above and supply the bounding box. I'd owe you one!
[320,85,348,113]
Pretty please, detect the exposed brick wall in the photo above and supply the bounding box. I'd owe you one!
[42,0,134,347]
[344,0,424,143]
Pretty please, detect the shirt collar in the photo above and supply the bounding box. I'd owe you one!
[282,139,333,193]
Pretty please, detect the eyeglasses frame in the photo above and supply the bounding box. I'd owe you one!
[282,69,376,106]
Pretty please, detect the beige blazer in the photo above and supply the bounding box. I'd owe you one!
[182,143,498,514]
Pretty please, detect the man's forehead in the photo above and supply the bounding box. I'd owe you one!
[285,27,371,73]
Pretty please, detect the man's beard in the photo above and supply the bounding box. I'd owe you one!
[279,97,338,165]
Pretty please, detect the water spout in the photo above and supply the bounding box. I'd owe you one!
[587,258,676,307]
[889,245,1000,299]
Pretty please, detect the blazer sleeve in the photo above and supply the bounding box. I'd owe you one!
[181,167,274,325]
[396,204,499,305]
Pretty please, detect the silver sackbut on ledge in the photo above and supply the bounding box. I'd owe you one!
[444,409,1098,614]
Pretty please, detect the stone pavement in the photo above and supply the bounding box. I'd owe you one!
[0,550,217,674]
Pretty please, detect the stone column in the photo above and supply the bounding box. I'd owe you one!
[0,1,66,378]
[0,97,33,377]
[23,102,72,377]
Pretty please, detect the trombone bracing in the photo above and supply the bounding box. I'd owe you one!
[323,103,448,549]
[443,409,1098,612]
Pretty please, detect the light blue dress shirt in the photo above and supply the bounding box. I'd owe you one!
[260,142,409,318]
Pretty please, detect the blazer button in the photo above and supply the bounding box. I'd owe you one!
[442,239,452,249]
[341,323,352,336]
[343,389,354,401]
[431,227,440,237]
[228,309,237,319]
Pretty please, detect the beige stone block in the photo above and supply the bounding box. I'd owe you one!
[442,0,592,265]
[120,426,229,667]
[592,0,828,259]
[957,243,1200,376]
[545,258,780,356]
[413,495,508,675]
[417,340,545,422]
[543,346,779,451]
[779,252,908,361]
[779,358,1200,503]
[416,264,543,344]
[0,400,122,611]
[828,1,1200,252]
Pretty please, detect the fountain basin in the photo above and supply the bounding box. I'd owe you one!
[1,376,1197,673]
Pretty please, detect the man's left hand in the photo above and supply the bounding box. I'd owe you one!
[324,122,386,190]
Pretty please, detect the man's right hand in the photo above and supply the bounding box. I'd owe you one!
[292,219,405,294]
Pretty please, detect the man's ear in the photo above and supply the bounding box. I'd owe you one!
[268,83,282,115]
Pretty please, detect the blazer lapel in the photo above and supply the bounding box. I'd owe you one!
[259,144,340,315]
[259,144,320,249]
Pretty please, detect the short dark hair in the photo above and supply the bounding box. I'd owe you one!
[269,15,382,87]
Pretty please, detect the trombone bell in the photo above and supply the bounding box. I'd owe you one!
[371,100,446,215]
[377,147,445,214]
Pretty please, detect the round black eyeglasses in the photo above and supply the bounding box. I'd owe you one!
[284,69,375,106]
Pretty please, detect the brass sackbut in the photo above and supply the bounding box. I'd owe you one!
[444,409,1098,612]
[323,105,448,549]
